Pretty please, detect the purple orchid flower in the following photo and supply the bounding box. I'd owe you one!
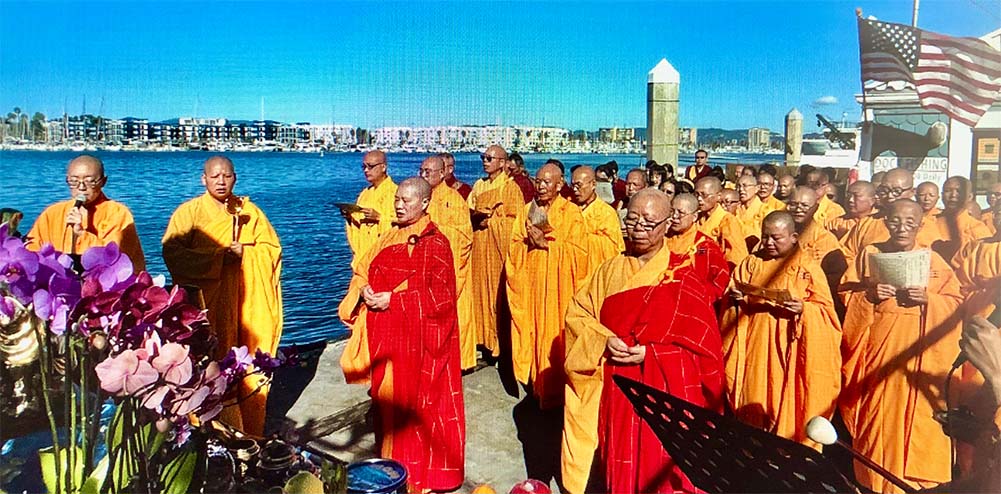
[0,231,40,304]
[253,349,282,374]
[81,242,135,294]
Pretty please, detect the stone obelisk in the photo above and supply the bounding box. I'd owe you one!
[785,108,803,166]
[646,58,679,168]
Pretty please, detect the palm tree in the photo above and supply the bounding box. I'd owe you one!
[31,112,47,142]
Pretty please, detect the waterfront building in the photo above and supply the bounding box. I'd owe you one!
[123,117,150,142]
[680,127,698,148]
[748,127,770,150]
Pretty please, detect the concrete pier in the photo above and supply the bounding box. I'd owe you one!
[278,341,551,491]
[646,58,680,169]
[785,108,803,166]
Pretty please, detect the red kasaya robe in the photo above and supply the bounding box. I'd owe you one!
[338,216,465,492]
[568,242,728,493]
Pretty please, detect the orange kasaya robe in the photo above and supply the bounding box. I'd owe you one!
[798,221,848,311]
[813,195,846,226]
[698,204,749,270]
[506,196,590,409]
[162,193,283,437]
[25,193,146,273]
[841,244,965,493]
[346,176,397,267]
[467,173,524,356]
[955,237,1001,319]
[722,248,842,445]
[736,195,784,246]
[916,210,992,265]
[982,210,996,235]
[562,236,729,494]
[428,183,476,370]
[826,210,877,242]
[337,216,465,492]
[579,198,625,270]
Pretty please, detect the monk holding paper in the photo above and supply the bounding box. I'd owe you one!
[162,156,283,436]
[338,178,465,493]
[344,150,397,266]
[562,188,728,493]
[468,145,524,357]
[723,211,842,445]
[841,199,963,493]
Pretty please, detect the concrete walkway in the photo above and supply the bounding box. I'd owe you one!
[275,341,564,492]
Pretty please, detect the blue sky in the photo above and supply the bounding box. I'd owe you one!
[1,1,997,131]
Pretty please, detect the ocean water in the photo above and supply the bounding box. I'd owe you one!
[0,150,777,346]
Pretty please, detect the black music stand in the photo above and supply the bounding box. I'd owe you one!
[613,375,858,493]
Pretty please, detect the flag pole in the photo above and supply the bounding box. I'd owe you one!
[911,0,920,27]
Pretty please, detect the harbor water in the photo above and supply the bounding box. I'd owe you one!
[0,150,774,346]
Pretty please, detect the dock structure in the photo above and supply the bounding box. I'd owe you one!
[646,58,680,169]
[785,108,803,166]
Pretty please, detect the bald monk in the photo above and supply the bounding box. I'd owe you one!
[338,178,464,492]
[871,170,887,187]
[775,173,796,203]
[571,166,625,269]
[841,200,963,492]
[562,188,728,493]
[468,145,524,357]
[720,188,740,214]
[162,156,282,436]
[917,176,991,264]
[956,200,1001,320]
[26,155,145,272]
[756,171,785,212]
[787,186,847,316]
[507,163,590,409]
[916,181,942,222]
[723,211,841,445]
[842,168,917,284]
[826,181,878,242]
[733,174,759,221]
[666,193,730,292]
[695,176,749,269]
[344,150,397,266]
[802,169,846,225]
[438,152,472,200]
[420,156,476,370]
[982,182,1001,235]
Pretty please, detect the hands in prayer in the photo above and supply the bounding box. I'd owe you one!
[606,336,646,365]
[526,222,549,250]
[361,285,391,311]
[65,205,88,235]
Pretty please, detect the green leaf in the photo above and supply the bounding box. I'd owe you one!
[284,471,325,494]
[39,446,84,494]
[159,447,201,494]
[79,456,108,494]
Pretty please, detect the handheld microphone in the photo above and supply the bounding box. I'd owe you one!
[73,194,86,208]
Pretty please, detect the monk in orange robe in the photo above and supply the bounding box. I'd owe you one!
[841,199,964,492]
[25,155,145,272]
[563,189,728,494]
[720,188,740,214]
[507,164,589,409]
[916,176,992,264]
[723,211,842,445]
[344,150,397,267]
[733,175,762,245]
[755,171,786,213]
[826,181,878,242]
[468,145,524,357]
[695,176,749,269]
[570,166,624,270]
[338,178,464,493]
[418,156,476,370]
[788,187,847,313]
[956,200,1001,320]
[916,181,942,225]
[982,182,1000,235]
[802,169,846,225]
[162,156,283,436]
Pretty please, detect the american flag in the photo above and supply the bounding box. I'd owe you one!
[858,16,1001,127]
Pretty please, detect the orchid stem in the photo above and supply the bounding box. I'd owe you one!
[64,332,73,494]
[37,327,63,494]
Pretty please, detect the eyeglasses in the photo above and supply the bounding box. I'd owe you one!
[737,183,756,189]
[885,219,920,231]
[757,182,775,188]
[876,186,911,198]
[362,162,385,170]
[786,201,814,211]
[66,177,103,189]
[480,154,505,163]
[419,167,442,176]
[671,209,697,218]
[695,155,708,160]
[624,215,670,232]
[571,180,594,190]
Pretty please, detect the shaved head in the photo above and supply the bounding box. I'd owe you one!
[362,150,389,185]
[788,186,819,226]
[419,156,446,188]
[535,163,564,204]
[625,188,671,256]
[760,210,798,258]
[68,154,105,177]
[763,210,796,233]
[203,155,234,174]
[629,188,671,218]
[394,177,431,226]
[571,166,597,205]
[673,193,699,214]
[915,181,940,213]
[775,174,796,201]
[66,154,108,204]
[847,180,877,216]
[942,176,973,213]
[885,199,924,252]
[694,176,722,213]
[399,177,432,201]
[695,176,722,193]
[878,168,915,207]
[202,155,237,202]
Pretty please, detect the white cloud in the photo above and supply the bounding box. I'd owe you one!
[813,95,838,106]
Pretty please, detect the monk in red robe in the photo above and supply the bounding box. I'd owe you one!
[338,178,464,492]
[564,188,728,493]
